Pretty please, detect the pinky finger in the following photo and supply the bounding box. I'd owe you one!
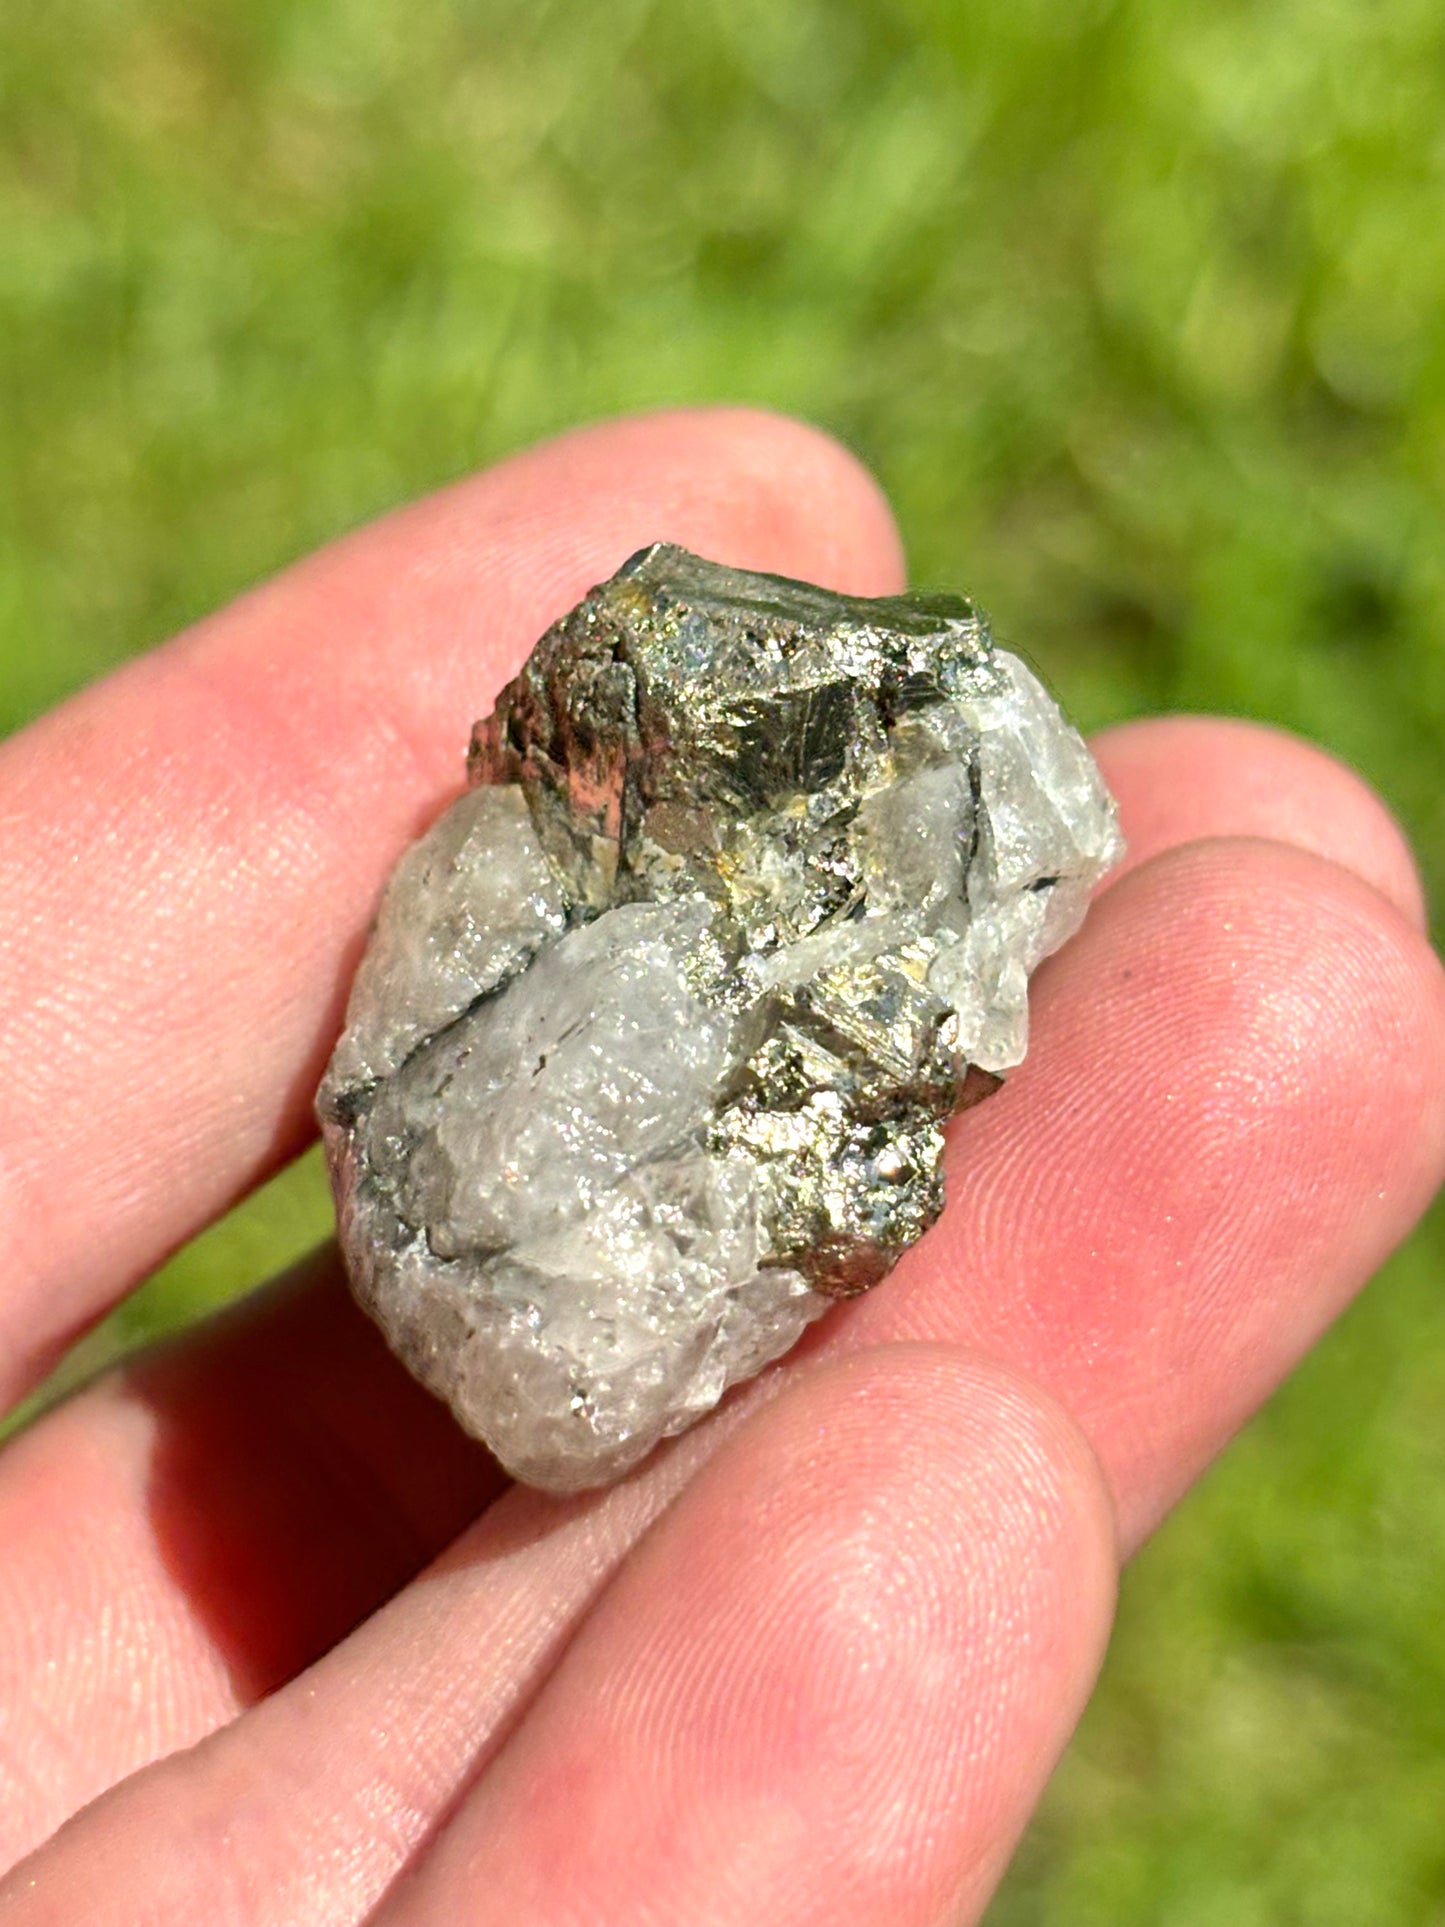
[377,1344,1117,1927]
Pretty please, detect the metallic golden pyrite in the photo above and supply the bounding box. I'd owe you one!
[319,545,1123,1491]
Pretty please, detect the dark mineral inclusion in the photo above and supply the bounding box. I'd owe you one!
[320,544,1123,1490]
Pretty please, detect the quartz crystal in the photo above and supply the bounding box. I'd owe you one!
[319,545,1123,1490]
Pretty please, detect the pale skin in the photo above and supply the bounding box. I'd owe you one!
[0,409,1442,1926]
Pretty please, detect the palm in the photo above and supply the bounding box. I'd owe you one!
[1,411,1441,1927]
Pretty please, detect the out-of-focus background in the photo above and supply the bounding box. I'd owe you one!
[3,0,1444,1916]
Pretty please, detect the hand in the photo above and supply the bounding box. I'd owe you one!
[0,410,1440,1927]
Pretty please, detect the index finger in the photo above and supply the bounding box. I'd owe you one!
[0,408,904,1405]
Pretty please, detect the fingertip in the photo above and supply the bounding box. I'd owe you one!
[727,1341,1119,1599]
[396,1345,1118,1927]
[718,1345,1121,1795]
[1095,715,1429,931]
[650,1345,1120,1911]
[349,404,908,640]
[585,405,909,598]
[661,1343,1120,1717]
[912,834,1445,1544]
[1029,833,1445,1279]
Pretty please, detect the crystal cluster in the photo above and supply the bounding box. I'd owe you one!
[320,545,1123,1490]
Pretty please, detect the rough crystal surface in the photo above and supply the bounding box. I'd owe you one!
[320,545,1123,1490]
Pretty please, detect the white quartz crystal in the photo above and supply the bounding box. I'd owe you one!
[320,546,1122,1490]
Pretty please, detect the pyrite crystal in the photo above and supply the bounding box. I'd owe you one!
[320,545,1123,1490]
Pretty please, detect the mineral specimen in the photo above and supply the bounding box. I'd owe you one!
[319,544,1123,1491]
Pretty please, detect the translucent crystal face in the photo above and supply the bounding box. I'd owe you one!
[320,545,1123,1491]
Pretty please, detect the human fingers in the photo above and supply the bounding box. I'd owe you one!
[3,1349,1117,1927]
[1095,713,1427,927]
[8,820,1440,1913]
[0,406,904,1405]
[0,1253,499,1869]
[374,1349,1116,1927]
[832,835,1445,1548]
[1,718,1435,1874]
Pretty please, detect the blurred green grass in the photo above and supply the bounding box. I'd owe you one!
[3,0,1444,1916]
